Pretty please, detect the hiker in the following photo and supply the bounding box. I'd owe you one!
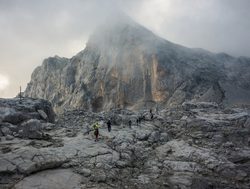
[150,113,154,120]
[128,120,132,128]
[149,109,154,120]
[107,120,111,132]
[92,122,100,141]
[136,118,139,126]
[138,116,142,124]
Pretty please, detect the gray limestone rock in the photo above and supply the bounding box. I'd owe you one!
[79,168,91,177]
[20,119,44,139]
[1,127,12,136]
[1,91,250,188]
[5,135,14,140]
[37,109,48,121]
[0,98,55,123]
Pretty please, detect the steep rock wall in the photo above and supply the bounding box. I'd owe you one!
[24,17,250,111]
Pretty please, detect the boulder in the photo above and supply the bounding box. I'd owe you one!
[79,168,92,177]
[37,109,48,121]
[1,127,12,136]
[136,130,151,141]
[0,107,29,125]
[21,119,43,130]
[1,123,18,133]
[20,119,44,139]
[0,98,56,124]
[148,131,161,143]
[6,135,14,140]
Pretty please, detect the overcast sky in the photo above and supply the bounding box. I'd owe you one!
[1,0,250,98]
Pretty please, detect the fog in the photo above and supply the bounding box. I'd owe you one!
[0,0,250,97]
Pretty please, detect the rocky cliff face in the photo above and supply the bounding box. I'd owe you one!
[24,16,250,112]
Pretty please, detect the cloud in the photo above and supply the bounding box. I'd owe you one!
[124,0,250,56]
[0,74,9,91]
[0,0,250,97]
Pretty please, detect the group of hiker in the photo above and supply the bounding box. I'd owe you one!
[89,109,155,141]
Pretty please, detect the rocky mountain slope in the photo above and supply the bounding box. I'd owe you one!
[1,98,250,188]
[24,15,250,112]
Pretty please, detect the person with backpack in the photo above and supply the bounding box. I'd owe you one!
[150,109,154,120]
[92,122,100,141]
[136,118,139,126]
[128,120,132,128]
[150,112,154,120]
[107,119,111,132]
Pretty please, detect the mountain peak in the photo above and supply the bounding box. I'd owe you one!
[87,13,159,52]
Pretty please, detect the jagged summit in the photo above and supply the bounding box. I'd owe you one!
[88,14,159,47]
[24,16,250,112]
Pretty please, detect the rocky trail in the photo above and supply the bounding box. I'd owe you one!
[0,98,250,189]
